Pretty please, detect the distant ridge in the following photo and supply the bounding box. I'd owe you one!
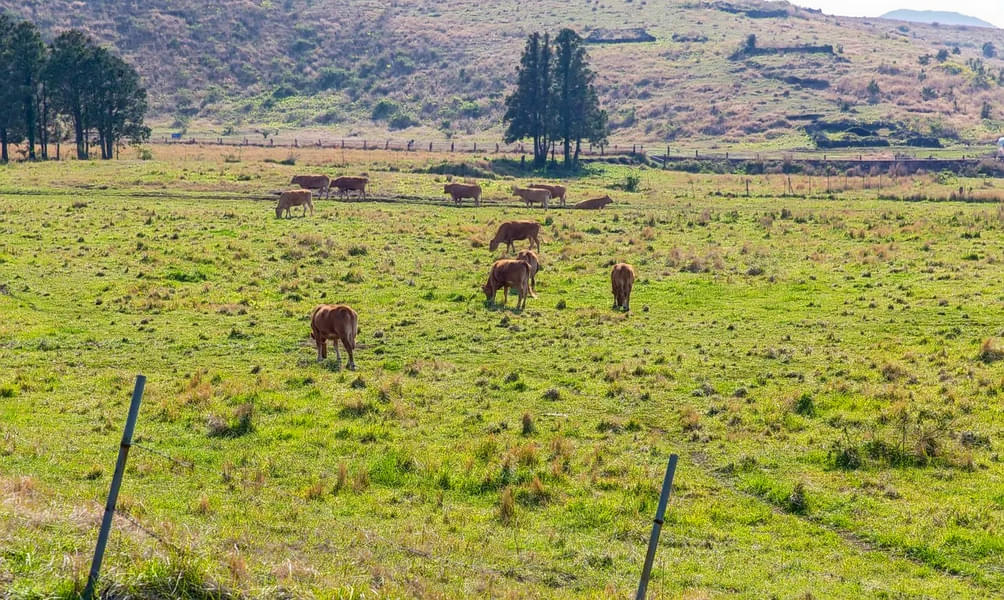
[880,9,996,29]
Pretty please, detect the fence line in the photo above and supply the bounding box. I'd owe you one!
[151,135,995,164]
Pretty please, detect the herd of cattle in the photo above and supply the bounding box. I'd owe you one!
[277,173,615,215]
[281,173,630,369]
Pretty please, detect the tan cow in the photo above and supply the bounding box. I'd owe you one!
[489,221,541,254]
[310,304,358,369]
[611,263,636,311]
[572,195,613,210]
[291,175,331,199]
[512,187,551,209]
[444,182,482,206]
[332,176,368,200]
[529,183,567,207]
[483,259,533,309]
[275,189,314,218]
[516,249,540,295]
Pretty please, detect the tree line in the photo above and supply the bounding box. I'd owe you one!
[503,29,608,169]
[0,16,149,162]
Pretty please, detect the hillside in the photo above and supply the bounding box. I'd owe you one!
[3,0,1004,149]
[880,10,996,29]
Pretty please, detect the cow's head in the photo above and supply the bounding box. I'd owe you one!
[599,195,613,206]
[275,203,283,218]
[483,280,495,301]
[489,238,500,252]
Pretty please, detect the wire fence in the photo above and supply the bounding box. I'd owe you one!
[151,135,998,164]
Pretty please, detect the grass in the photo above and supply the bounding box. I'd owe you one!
[1,149,1003,598]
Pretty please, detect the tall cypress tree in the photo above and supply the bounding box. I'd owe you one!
[9,20,44,160]
[0,14,18,162]
[551,28,606,169]
[504,33,553,167]
[48,30,99,159]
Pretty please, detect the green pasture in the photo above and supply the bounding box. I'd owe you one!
[1,155,1002,599]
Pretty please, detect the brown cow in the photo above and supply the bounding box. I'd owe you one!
[444,182,482,206]
[516,249,540,295]
[291,175,331,199]
[489,221,541,254]
[512,187,551,209]
[483,259,533,309]
[332,176,368,200]
[611,263,636,311]
[310,304,358,369]
[572,195,613,210]
[275,189,314,218]
[529,183,567,207]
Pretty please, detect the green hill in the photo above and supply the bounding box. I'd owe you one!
[4,0,1003,148]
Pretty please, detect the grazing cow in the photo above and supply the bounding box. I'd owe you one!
[489,220,541,254]
[291,175,331,199]
[275,189,314,218]
[310,304,358,369]
[611,263,636,311]
[512,187,551,209]
[331,176,368,200]
[572,195,613,210]
[443,182,482,206]
[516,249,540,295]
[529,183,567,207]
[483,259,533,309]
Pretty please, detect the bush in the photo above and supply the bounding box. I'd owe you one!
[388,113,418,130]
[371,99,399,121]
[621,174,641,192]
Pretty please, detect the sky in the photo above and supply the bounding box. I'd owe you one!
[789,1,1004,28]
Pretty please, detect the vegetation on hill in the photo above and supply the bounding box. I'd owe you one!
[1,1,1002,148]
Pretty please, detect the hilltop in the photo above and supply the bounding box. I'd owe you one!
[880,10,996,29]
[3,0,1003,149]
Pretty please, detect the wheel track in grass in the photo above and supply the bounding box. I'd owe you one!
[689,449,990,593]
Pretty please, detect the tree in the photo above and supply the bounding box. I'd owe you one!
[48,30,98,159]
[983,42,996,59]
[504,33,553,167]
[0,14,20,162]
[551,28,606,168]
[8,20,45,160]
[90,48,150,159]
[936,48,949,62]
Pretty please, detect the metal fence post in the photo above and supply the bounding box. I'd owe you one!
[635,454,678,600]
[82,374,146,600]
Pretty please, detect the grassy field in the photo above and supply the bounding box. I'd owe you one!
[2,147,1004,599]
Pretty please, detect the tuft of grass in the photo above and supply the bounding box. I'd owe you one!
[498,487,516,525]
[206,403,255,438]
[979,338,1004,362]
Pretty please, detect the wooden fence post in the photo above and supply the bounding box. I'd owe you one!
[83,375,146,600]
[635,454,678,600]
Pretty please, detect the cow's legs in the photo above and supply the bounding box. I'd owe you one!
[317,338,326,361]
[334,340,342,364]
[345,343,355,370]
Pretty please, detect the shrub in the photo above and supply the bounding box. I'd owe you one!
[622,174,641,192]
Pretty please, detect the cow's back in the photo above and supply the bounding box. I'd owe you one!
[311,304,358,340]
